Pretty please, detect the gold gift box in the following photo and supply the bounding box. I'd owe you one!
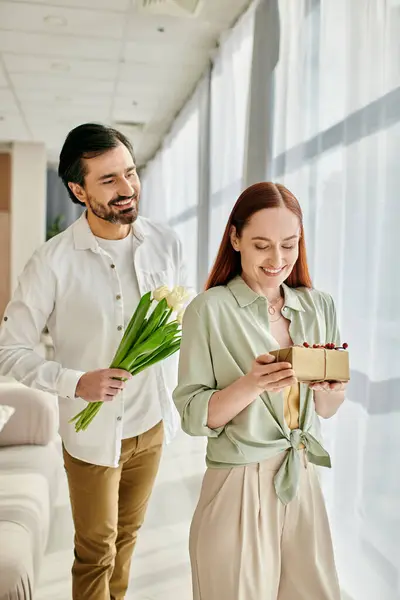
[269,347,350,383]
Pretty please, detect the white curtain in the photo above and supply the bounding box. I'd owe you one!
[139,152,165,222]
[273,1,400,598]
[208,4,255,267]
[141,2,256,288]
[140,81,202,290]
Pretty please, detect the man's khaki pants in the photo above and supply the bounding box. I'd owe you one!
[63,421,163,600]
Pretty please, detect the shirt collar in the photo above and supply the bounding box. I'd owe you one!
[282,283,305,312]
[227,275,305,312]
[72,211,145,251]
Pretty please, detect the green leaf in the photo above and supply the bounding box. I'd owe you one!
[118,327,169,372]
[134,298,169,347]
[159,307,173,327]
[123,323,179,372]
[111,292,152,367]
[129,335,181,372]
[130,341,181,376]
[160,321,180,337]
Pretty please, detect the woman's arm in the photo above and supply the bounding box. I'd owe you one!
[173,301,296,436]
[207,355,296,429]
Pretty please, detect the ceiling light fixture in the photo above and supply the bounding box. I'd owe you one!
[44,15,68,27]
[139,0,202,16]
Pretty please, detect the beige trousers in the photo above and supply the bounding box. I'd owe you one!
[190,451,341,600]
[63,421,163,600]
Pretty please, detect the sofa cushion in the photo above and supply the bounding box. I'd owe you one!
[0,521,34,600]
[0,442,62,508]
[0,473,50,583]
[0,383,58,447]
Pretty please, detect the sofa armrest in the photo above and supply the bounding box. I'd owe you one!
[0,383,58,447]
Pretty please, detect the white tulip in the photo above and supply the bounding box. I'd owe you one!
[153,285,171,302]
[166,286,190,311]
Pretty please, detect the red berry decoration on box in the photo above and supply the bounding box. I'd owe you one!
[335,343,349,351]
[302,341,348,350]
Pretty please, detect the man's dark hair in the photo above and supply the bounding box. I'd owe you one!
[58,123,135,206]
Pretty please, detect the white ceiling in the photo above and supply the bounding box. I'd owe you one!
[0,0,252,167]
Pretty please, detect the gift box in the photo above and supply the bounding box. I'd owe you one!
[269,346,350,383]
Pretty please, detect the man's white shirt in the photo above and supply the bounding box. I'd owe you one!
[0,212,189,466]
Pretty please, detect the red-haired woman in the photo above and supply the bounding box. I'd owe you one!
[173,182,346,600]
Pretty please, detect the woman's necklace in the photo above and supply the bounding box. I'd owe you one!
[267,293,284,323]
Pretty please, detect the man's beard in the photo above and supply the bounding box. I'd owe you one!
[87,194,138,225]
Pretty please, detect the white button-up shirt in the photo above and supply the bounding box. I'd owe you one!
[0,212,188,466]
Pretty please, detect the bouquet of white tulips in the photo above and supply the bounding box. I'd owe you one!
[70,285,189,432]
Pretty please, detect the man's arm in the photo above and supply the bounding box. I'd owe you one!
[0,251,85,399]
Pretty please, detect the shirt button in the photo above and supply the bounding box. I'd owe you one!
[3,317,8,321]
[117,325,123,331]
[110,264,116,269]
[116,294,121,300]
[117,416,122,421]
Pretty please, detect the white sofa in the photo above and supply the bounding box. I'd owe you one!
[0,380,62,600]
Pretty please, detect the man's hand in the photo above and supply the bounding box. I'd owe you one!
[75,369,132,402]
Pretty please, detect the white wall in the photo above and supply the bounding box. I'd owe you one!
[10,142,47,292]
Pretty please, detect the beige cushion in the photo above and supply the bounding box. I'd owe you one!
[0,441,62,508]
[0,383,58,447]
[0,473,50,587]
[0,522,34,599]
[0,442,62,599]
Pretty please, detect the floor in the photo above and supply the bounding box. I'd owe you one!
[35,431,355,600]
[35,430,207,600]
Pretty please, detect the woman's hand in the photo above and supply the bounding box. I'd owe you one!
[308,381,347,393]
[310,381,347,418]
[206,353,297,430]
[244,353,297,393]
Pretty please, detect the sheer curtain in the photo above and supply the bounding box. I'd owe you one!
[140,79,203,290]
[208,3,255,267]
[273,1,400,598]
[138,152,165,222]
[141,1,256,287]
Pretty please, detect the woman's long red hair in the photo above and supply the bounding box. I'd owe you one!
[205,182,312,290]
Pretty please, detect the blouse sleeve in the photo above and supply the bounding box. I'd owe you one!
[173,300,224,438]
